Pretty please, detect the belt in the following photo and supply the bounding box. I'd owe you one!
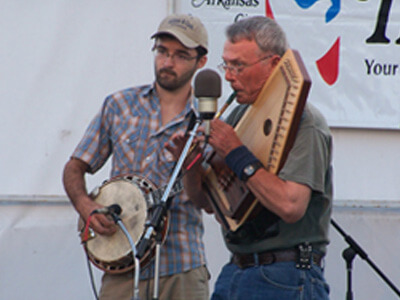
[232,248,323,269]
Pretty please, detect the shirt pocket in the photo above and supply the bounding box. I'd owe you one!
[111,117,142,166]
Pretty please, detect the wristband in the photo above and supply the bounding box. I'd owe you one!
[224,145,261,181]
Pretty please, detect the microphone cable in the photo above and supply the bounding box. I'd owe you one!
[80,214,99,300]
[85,252,99,300]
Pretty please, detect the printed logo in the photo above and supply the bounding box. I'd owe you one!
[267,0,399,85]
[266,0,341,85]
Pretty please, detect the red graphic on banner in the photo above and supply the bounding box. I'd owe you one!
[316,37,340,85]
[265,0,340,85]
[266,0,274,19]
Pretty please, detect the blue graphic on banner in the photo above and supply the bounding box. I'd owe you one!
[294,0,340,22]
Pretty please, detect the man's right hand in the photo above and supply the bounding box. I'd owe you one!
[63,158,117,236]
[77,196,118,236]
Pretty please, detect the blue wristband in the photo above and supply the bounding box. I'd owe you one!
[225,145,260,180]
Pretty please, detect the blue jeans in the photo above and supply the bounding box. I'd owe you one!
[211,261,330,300]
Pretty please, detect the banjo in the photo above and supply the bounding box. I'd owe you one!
[78,175,182,274]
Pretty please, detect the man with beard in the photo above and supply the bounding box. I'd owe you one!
[62,14,210,300]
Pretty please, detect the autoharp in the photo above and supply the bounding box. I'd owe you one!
[203,49,311,234]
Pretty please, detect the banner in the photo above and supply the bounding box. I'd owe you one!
[176,0,400,129]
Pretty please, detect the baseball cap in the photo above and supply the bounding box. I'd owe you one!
[151,14,208,54]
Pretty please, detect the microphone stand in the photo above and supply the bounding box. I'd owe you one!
[136,118,202,300]
[152,230,163,300]
[110,212,140,300]
[331,218,400,299]
[342,247,356,300]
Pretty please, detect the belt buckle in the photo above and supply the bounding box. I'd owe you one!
[296,243,312,269]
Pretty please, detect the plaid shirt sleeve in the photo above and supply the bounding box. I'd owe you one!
[71,97,114,173]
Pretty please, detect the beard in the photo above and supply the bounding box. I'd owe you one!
[155,66,196,91]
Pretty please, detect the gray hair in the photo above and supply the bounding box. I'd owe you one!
[226,16,289,56]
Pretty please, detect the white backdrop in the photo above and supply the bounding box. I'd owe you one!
[2,0,400,197]
[1,202,400,300]
[0,0,163,196]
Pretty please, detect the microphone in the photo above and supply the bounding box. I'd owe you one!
[194,69,221,140]
[92,204,122,216]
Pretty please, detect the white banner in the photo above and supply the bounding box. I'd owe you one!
[176,0,400,129]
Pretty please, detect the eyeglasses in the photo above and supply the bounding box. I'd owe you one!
[152,46,198,64]
[218,55,273,76]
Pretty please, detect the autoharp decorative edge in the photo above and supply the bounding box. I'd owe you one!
[203,49,311,233]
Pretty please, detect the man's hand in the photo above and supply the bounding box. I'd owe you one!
[165,132,205,170]
[165,131,213,212]
[63,158,117,236]
[209,118,242,158]
[78,196,117,236]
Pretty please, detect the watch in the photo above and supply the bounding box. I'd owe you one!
[241,161,263,182]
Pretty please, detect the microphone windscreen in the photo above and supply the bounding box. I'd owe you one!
[194,69,221,98]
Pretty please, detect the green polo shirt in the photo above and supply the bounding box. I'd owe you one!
[222,103,333,255]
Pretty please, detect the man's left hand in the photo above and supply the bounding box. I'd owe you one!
[209,118,242,158]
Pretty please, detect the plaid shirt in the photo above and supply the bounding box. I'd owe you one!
[72,84,206,278]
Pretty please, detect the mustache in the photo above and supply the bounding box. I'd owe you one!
[159,68,177,77]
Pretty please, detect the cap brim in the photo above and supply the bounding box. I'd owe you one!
[151,30,199,49]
